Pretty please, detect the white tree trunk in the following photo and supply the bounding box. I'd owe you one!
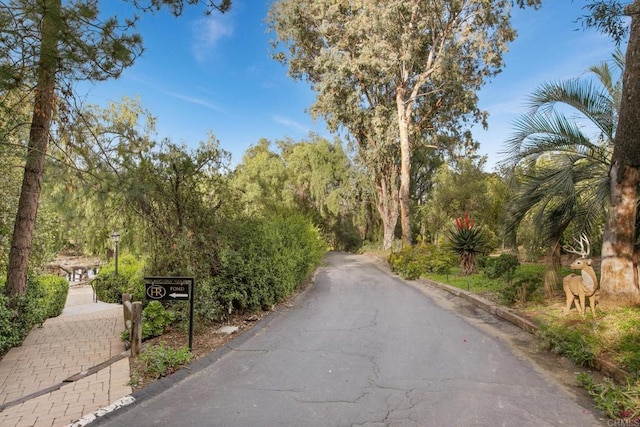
[397,91,412,246]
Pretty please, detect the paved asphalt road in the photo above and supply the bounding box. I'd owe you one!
[95,252,602,426]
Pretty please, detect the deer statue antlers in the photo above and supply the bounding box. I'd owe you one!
[562,234,599,317]
[563,233,591,259]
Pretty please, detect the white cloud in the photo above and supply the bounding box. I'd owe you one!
[191,15,234,63]
[166,91,225,113]
[273,115,309,133]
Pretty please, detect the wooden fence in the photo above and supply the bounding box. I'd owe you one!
[122,293,142,356]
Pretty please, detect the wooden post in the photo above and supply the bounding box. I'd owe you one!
[122,293,131,326]
[131,301,143,356]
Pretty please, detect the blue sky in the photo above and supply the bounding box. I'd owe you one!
[86,1,623,171]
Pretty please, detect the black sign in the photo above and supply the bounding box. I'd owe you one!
[144,277,193,301]
[144,276,196,351]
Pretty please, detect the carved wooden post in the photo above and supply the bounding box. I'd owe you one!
[131,301,143,356]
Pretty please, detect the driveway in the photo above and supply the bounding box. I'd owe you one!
[95,252,603,426]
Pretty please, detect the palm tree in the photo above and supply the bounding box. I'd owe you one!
[501,51,622,297]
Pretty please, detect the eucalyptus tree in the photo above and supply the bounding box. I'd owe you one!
[0,0,231,297]
[268,0,540,247]
[502,52,620,296]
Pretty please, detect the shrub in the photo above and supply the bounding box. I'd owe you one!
[191,277,229,325]
[141,301,175,340]
[480,254,520,280]
[388,244,457,280]
[38,274,69,318]
[92,255,145,303]
[211,210,326,315]
[497,276,542,306]
[92,272,129,304]
[0,275,51,356]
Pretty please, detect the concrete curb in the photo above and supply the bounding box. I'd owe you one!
[418,277,631,384]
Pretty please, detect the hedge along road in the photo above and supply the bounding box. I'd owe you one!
[94,252,603,427]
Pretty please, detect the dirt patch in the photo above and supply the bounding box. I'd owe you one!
[128,316,255,391]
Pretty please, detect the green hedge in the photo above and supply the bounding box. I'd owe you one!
[0,274,69,356]
[213,210,326,315]
[91,211,326,325]
[39,274,69,318]
[92,255,145,303]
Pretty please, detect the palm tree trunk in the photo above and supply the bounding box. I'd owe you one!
[5,0,61,297]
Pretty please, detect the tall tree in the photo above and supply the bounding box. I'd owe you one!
[600,1,640,306]
[581,1,640,306]
[269,0,540,247]
[2,0,231,297]
[230,138,288,214]
[46,96,157,255]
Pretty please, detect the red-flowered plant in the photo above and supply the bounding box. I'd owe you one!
[448,212,487,275]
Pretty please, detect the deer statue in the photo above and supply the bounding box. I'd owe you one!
[562,234,599,317]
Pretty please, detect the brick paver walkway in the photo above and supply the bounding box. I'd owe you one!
[0,285,132,427]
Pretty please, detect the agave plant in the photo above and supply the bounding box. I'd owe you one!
[448,212,487,275]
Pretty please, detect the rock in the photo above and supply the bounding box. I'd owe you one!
[217,325,239,335]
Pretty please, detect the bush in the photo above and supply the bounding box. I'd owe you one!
[92,255,145,303]
[92,272,129,304]
[38,274,69,318]
[497,276,542,306]
[0,275,53,356]
[192,277,227,325]
[480,254,520,280]
[141,301,175,340]
[388,244,458,280]
[212,209,326,315]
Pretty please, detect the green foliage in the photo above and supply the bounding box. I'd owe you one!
[135,344,192,382]
[92,255,145,303]
[0,274,61,356]
[536,322,597,368]
[496,275,542,306]
[191,277,226,326]
[38,274,69,318]
[141,301,175,340]
[608,316,640,376]
[232,135,364,252]
[480,254,520,280]
[577,373,639,421]
[502,52,620,265]
[447,212,489,275]
[214,209,326,315]
[388,244,458,280]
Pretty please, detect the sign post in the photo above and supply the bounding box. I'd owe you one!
[144,276,195,351]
